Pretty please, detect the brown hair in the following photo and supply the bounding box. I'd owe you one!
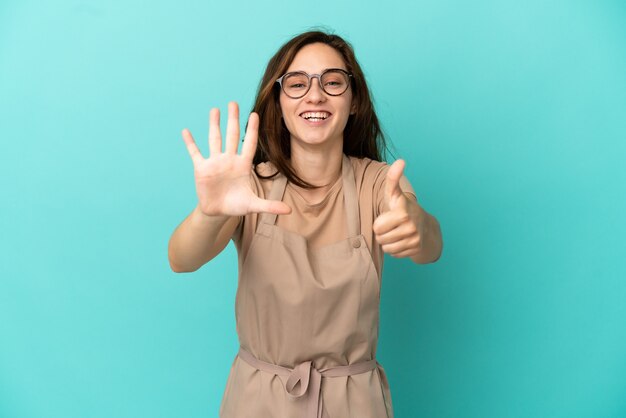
[251,30,388,188]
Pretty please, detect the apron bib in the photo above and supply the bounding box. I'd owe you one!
[220,155,394,418]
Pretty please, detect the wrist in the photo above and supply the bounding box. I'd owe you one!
[192,205,231,226]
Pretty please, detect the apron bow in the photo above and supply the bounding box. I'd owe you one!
[238,348,379,418]
[285,360,324,417]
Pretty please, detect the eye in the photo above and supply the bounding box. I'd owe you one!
[324,79,346,89]
[321,71,347,88]
[284,73,309,90]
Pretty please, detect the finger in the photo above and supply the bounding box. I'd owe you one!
[208,108,222,156]
[248,197,292,215]
[385,159,406,203]
[389,248,420,258]
[375,222,417,245]
[382,240,412,255]
[241,112,259,162]
[225,101,240,155]
[181,129,204,165]
[381,234,421,255]
[373,210,409,236]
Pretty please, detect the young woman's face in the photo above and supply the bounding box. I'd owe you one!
[279,43,354,151]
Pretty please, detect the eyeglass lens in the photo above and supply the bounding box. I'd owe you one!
[282,70,349,98]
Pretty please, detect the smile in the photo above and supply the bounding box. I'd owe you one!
[299,111,331,122]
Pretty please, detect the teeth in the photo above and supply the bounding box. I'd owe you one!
[301,111,330,120]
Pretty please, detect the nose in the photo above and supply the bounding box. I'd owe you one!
[304,75,326,103]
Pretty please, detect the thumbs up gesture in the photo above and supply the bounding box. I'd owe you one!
[373,160,427,259]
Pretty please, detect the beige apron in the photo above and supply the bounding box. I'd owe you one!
[220,155,394,418]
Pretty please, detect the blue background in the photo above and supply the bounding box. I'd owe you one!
[1,0,625,417]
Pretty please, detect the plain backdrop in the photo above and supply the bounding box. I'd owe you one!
[1,0,625,417]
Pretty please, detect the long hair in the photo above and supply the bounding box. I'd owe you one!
[252,30,387,188]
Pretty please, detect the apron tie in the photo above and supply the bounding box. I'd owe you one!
[285,361,323,418]
[238,347,377,418]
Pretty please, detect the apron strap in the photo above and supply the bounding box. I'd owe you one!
[341,155,361,238]
[259,173,288,226]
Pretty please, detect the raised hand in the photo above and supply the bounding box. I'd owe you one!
[373,160,426,258]
[182,102,291,217]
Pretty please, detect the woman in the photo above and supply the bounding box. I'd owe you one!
[169,31,443,418]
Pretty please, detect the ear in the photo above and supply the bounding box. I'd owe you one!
[350,102,356,115]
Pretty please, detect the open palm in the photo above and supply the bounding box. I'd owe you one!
[182,102,291,217]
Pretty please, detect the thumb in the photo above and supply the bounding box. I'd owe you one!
[249,197,292,215]
[385,159,406,209]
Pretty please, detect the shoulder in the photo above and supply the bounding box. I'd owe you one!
[250,161,279,199]
[348,156,390,185]
[233,162,277,244]
[347,156,389,213]
[348,155,417,213]
[348,156,393,202]
[254,161,278,177]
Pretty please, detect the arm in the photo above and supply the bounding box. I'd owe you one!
[167,207,239,273]
[373,160,444,264]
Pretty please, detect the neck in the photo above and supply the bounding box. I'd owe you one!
[289,139,343,188]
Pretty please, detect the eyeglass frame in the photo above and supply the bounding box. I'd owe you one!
[275,68,353,99]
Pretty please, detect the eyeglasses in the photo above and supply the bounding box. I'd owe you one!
[276,68,353,99]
